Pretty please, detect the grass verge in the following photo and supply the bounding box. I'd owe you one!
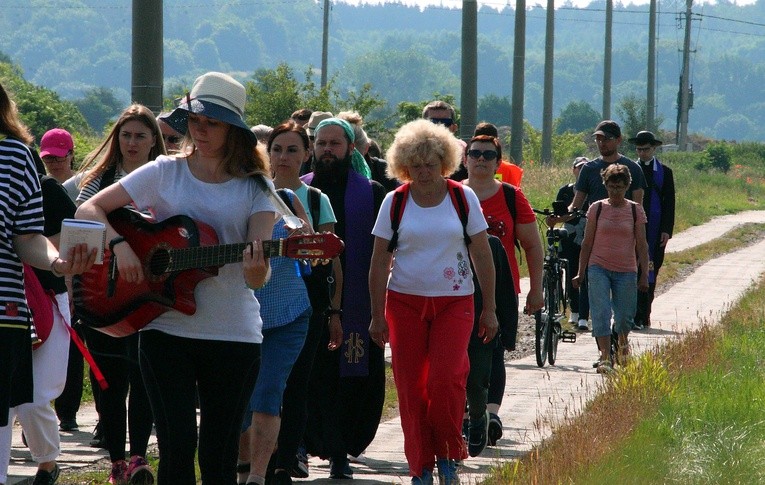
[490,270,765,484]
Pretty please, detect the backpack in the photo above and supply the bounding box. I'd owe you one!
[593,199,637,226]
[387,179,471,253]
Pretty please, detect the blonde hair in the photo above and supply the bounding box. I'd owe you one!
[386,119,461,183]
[0,83,33,144]
[79,104,166,187]
[336,110,370,153]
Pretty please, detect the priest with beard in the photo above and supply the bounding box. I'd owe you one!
[301,118,386,479]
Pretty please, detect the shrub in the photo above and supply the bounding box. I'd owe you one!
[705,142,732,173]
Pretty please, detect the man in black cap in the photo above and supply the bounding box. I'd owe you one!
[629,130,675,329]
[569,120,647,210]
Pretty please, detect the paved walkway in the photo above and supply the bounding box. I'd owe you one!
[7,210,765,484]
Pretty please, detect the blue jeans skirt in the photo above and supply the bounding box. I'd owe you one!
[246,308,310,420]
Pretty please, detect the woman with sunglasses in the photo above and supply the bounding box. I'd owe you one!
[461,134,544,451]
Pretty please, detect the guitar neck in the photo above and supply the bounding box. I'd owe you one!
[164,240,283,273]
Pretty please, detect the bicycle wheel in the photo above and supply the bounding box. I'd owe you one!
[534,309,548,368]
[547,271,561,366]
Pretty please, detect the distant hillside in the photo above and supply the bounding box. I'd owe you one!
[2,0,765,140]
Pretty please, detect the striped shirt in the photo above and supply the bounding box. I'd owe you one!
[0,137,43,330]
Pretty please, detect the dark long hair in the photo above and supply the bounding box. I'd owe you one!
[0,83,33,144]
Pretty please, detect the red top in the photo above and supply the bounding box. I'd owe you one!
[479,185,535,293]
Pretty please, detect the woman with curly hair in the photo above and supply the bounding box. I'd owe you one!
[368,119,498,485]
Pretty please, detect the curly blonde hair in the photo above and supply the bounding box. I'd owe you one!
[386,119,461,183]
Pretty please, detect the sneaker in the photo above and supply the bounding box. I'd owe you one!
[578,319,589,331]
[347,452,367,464]
[271,470,293,485]
[109,460,129,485]
[436,458,459,485]
[127,455,155,484]
[569,312,579,323]
[329,457,353,479]
[411,469,434,485]
[90,421,106,448]
[467,411,489,457]
[32,463,60,485]
[290,445,309,478]
[59,418,79,431]
[596,360,614,374]
[487,413,503,446]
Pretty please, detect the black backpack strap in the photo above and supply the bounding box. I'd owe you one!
[276,188,297,215]
[305,185,322,231]
[98,164,118,192]
[501,183,517,222]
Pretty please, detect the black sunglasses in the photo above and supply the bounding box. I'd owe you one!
[163,135,181,145]
[467,149,498,161]
[429,117,453,127]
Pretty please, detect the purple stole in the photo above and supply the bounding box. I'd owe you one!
[303,171,374,377]
[646,159,664,284]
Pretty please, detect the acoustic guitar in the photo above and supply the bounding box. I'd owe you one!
[74,208,343,337]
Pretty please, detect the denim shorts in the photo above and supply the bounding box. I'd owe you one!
[587,264,637,338]
[245,308,310,420]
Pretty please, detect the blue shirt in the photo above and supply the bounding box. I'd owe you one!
[254,190,311,329]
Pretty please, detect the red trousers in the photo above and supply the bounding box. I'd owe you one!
[386,290,472,475]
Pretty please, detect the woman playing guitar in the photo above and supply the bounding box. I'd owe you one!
[76,72,277,483]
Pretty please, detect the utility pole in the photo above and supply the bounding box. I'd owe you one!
[321,0,330,88]
[132,0,163,113]
[510,0,526,165]
[602,0,612,119]
[647,0,657,132]
[460,0,478,140]
[541,0,554,165]
[677,0,693,150]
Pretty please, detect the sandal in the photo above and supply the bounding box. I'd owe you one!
[596,360,613,374]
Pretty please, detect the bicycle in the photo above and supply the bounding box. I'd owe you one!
[530,207,580,367]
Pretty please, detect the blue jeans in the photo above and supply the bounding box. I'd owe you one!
[587,264,637,338]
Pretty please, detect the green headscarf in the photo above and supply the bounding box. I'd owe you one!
[314,118,372,179]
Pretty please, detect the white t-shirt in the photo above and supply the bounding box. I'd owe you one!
[372,185,487,297]
[119,155,276,343]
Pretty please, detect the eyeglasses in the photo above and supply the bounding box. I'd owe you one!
[605,182,628,190]
[42,153,70,164]
[163,135,181,145]
[635,146,653,152]
[429,117,453,127]
[467,149,498,161]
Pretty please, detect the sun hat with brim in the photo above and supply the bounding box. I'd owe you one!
[162,71,257,145]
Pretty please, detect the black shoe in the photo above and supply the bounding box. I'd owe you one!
[329,457,353,479]
[267,470,293,485]
[59,418,79,431]
[468,411,489,457]
[90,421,106,448]
[487,413,503,446]
[32,463,60,485]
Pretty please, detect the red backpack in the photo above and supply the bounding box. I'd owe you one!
[387,179,471,252]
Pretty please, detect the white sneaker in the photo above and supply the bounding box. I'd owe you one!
[348,452,367,464]
[578,319,589,331]
[570,312,579,322]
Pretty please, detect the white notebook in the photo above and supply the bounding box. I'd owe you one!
[59,219,106,264]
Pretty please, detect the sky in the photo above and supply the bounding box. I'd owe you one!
[334,0,757,10]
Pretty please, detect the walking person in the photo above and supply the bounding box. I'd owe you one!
[369,119,498,484]
[572,164,650,373]
[75,104,162,484]
[628,131,675,330]
[76,71,276,483]
[0,81,95,485]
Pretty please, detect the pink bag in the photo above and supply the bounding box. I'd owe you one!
[23,263,55,350]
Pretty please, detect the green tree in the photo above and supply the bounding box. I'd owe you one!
[73,87,123,133]
[478,94,512,127]
[0,62,90,141]
[556,100,600,134]
[615,95,665,140]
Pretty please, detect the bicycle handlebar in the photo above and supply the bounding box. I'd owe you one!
[532,207,586,218]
